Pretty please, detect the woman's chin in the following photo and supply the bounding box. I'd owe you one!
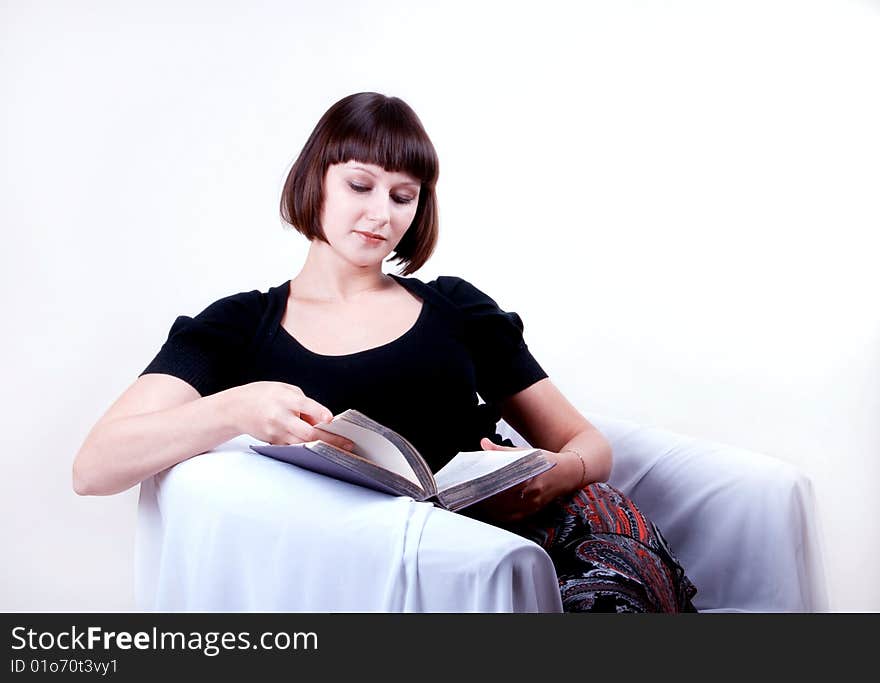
[343,251,388,269]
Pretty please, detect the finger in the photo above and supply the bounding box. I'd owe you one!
[480,437,524,452]
[314,427,358,452]
[282,421,354,450]
[512,483,530,503]
[294,397,335,426]
[283,419,324,445]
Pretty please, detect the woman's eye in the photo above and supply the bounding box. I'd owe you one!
[350,182,414,205]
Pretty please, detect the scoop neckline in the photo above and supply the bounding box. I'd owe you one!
[276,274,429,360]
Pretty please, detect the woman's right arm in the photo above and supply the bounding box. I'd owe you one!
[72,375,355,496]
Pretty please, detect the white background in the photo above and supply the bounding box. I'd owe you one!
[2,0,878,611]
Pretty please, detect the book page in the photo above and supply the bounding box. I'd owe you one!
[317,418,420,486]
[249,442,426,500]
[433,449,539,491]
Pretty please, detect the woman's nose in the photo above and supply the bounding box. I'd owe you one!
[365,192,391,225]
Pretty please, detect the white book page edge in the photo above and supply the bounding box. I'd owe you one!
[317,420,420,485]
[433,448,539,491]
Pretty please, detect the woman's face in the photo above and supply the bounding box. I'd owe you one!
[320,160,421,268]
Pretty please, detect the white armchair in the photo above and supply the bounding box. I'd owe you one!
[499,413,829,612]
[136,414,828,612]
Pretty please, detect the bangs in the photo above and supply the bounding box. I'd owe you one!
[320,99,438,186]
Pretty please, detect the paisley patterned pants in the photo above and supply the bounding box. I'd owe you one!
[496,483,698,613]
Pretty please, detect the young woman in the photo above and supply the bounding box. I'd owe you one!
[73,92,697,612]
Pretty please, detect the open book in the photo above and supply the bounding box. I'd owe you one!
[249,409,554,512]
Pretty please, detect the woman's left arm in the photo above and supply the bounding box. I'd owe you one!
[476,378,612,523]
[502,377,612,486]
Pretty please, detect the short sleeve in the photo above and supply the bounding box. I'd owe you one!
[139,289,265,397]
[429,276,548,403]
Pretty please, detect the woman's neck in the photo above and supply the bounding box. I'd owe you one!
[290,241,394,304]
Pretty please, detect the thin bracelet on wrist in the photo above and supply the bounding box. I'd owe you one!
[563,448,588,489]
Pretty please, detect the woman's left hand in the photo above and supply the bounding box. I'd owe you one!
[470,437,579,525]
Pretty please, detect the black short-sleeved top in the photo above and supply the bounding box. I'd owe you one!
[139,275,547,472]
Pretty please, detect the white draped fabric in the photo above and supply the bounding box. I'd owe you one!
[137,415,829,612]
[593,414,830,612]
[135,434,562,612]
[514,413,828,613]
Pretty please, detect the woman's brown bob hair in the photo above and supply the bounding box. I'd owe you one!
[280,92,439,275]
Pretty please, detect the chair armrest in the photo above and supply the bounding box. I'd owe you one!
[496,414,829,612]
[135,434,562,612]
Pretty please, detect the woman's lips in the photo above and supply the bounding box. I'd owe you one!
[354,230,386,244]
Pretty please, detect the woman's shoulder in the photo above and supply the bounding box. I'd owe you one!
[419,275,501,310]
[186,281,283,325]
[419,275,538,372]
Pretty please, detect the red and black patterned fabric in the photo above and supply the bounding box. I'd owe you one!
[499,483,698,613]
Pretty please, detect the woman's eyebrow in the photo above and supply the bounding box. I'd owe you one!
[349,165,419,188]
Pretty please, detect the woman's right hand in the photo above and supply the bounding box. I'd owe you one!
[229,381,356,451]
